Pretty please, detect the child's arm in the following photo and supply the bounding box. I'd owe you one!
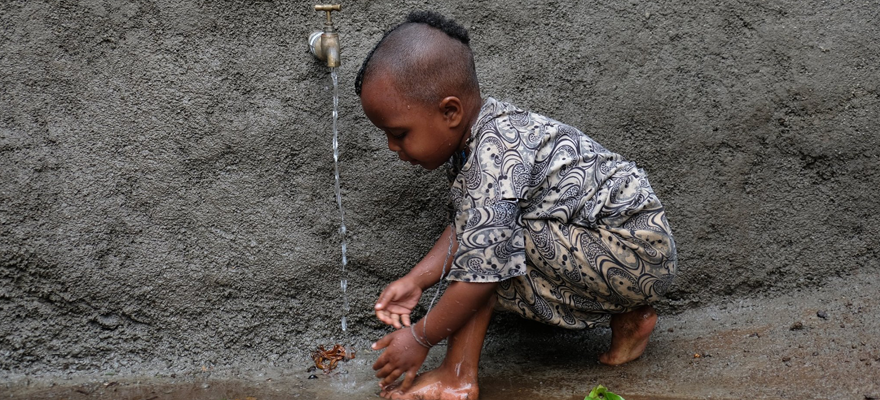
[374,225,459,329]
[372,279,498,391]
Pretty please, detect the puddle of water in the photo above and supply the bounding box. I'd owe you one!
[8,380,318,400]
[7,379,699,400]
[4,362,377,400]
[6,358,700,400]
[5,359,380,400]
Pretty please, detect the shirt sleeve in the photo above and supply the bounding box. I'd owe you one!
[447,200,527,282]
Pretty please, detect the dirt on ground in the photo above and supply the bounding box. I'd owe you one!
[5,270,878,400]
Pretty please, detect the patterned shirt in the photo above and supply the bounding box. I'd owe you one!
[447,97,659,283]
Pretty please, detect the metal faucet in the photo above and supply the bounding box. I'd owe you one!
[309,4,341,68]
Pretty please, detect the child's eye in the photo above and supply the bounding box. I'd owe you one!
[389,131,407,139]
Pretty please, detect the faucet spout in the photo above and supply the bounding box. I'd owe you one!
[323,36,340,68]
[309,4,341,68]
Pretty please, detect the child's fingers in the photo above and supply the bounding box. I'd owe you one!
[374,286,400,311]
[400,314,411,327]
[376,310,407,329]
[371,335,391,352]
[371,348,392,373]
[376,309,393,325]
[374,362,397,379]
[381,368,404,387]
[372,360,392,379]
[399,368,417,392]
[372,359,386,376]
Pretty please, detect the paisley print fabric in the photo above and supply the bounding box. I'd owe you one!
[447,97,677,329]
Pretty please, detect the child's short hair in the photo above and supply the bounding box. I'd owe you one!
[355,11,480,105]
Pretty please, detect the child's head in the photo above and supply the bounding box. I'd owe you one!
[355,11,481,170]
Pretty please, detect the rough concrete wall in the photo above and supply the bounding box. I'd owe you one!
[1,0,877,377]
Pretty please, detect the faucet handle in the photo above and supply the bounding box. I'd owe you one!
[315,4,341,26]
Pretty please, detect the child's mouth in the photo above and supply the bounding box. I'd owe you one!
[397,154,417,165]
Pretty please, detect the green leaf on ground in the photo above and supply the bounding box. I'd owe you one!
[586,385,625,400]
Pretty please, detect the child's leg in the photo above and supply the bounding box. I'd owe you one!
[599,305,657,365]
[380,295,495,400]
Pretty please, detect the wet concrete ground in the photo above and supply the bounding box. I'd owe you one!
[5,271,879,400]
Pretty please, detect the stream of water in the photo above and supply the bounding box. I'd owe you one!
[329,67,349,336]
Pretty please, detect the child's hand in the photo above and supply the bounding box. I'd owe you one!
[371,327,430,391]
[375,278,423,329]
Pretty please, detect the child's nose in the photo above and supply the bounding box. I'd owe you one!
[386,136,401,152]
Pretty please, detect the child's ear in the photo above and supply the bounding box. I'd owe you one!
[439,96,463,128]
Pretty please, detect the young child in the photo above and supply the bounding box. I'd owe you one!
[355,11,677,400]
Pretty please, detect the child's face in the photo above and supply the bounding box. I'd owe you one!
[360,74,464,171]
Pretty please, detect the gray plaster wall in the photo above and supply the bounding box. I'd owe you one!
[1,0,878,377]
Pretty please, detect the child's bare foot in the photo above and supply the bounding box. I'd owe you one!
[599,305,657,366]
[379,367,478,400]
